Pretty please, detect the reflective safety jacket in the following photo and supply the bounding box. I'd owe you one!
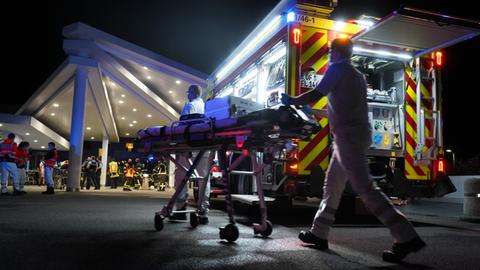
[15,148,31,168]
[44,148,58,168]
[108,161,120,178]
[0,139,17,162]
[124,163,135,177]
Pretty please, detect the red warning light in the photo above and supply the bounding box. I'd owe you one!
[292,27,301,45]
[438,159,445,173]
[435,51,443,66]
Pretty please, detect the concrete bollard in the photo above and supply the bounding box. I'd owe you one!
[462,178,480,222]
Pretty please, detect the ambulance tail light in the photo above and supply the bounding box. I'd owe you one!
[437,159,445,173]
[286,150,299,174]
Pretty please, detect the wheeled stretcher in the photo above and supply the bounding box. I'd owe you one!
[137,105,320,242]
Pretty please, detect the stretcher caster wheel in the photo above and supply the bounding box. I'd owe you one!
[253,220,273,237]
[219,224,239,243]
[154,214,164,231]
[190,212,199,228]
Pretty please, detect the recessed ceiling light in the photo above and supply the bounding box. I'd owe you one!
[143,66,148,70]
[41,146,45,149]
[132,108,137,112]
[176,80,181,84]
[25,133,30,136]
[121,94,126,98]
[50,113,55,116]
[110,82,116,86]
[86,127,91,130]
[129,124,133,127]
[0,123,3,127]
[121,117,125,120]
[119,100,124,104]
[147,76,152,80]
[53,103,59,107]
[34,140,38,143]
[168,90,173,94]
[132,120,137,124]
[125,133,130,136]
[176,101,180,104]
[90,137,95,140]
[147,114,152,118]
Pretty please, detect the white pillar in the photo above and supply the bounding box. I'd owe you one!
[67,65,88,192]
[100,136,109,186]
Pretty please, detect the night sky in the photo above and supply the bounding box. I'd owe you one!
[14,0,480,160]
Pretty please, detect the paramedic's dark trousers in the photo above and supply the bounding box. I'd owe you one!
[311,129,419,243]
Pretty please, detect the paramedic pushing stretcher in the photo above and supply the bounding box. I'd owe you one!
[281,38,425,263]
[169,85,211,224]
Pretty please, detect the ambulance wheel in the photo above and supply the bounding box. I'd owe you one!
[154,214,164,231]
[253,220,273,237]
[219,224,239,243]
[190,212,199,228]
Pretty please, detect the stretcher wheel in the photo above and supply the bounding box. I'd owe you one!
[219,223,239,243]
[190,212,199,228]
[154,214,164,231]
[253,220,273,237]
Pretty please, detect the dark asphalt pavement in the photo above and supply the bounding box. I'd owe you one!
[1,187,479,270]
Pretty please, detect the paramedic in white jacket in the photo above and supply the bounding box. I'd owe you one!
[282,38,425,263]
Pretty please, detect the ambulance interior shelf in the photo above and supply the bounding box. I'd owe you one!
[216,42,287,109]
[352,55,404,151]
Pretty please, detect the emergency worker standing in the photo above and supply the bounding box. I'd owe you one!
[15,141,32,195]
[282,38,425,263]
[42,142,57,195]
[170,85,210,224]
[108,158,120,189]
[1,133,18,196]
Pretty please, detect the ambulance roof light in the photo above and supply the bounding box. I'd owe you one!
[215,15,282,81]
[287,11,295,23]
[353,46,413,60]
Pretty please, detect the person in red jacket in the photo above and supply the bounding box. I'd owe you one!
[43,142,57,195]
[1,133,18,196]
[15,141,31,195]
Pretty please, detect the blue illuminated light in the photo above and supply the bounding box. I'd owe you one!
[287,11,295,23]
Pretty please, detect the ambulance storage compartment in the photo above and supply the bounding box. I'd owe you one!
[351,55,404,151]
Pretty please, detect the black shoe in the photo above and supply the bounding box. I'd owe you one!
[123,187,132,191]
[13,190,24,196]
[382,236,426,263]
[1,192,10,196]
[42,187,55,195]
[199,216,209,225]
[298,230,329,250]
[21,191,27,195]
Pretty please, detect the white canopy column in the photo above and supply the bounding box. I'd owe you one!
[67,57,97,192]
[100,136,109,186]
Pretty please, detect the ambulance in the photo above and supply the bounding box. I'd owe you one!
[204,0,479,203]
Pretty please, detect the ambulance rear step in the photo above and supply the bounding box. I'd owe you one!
[231,194,275,205]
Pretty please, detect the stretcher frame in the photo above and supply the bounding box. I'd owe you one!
[139,106,321,242]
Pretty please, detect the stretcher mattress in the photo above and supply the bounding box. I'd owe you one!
[137,106,321,150]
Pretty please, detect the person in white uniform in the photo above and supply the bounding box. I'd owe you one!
[282,38,425,263]
[170,85,211,224]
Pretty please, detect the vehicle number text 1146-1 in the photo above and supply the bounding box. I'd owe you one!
[296,15,315,24]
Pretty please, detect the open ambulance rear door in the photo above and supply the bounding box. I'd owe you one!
[352,6,479,57]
